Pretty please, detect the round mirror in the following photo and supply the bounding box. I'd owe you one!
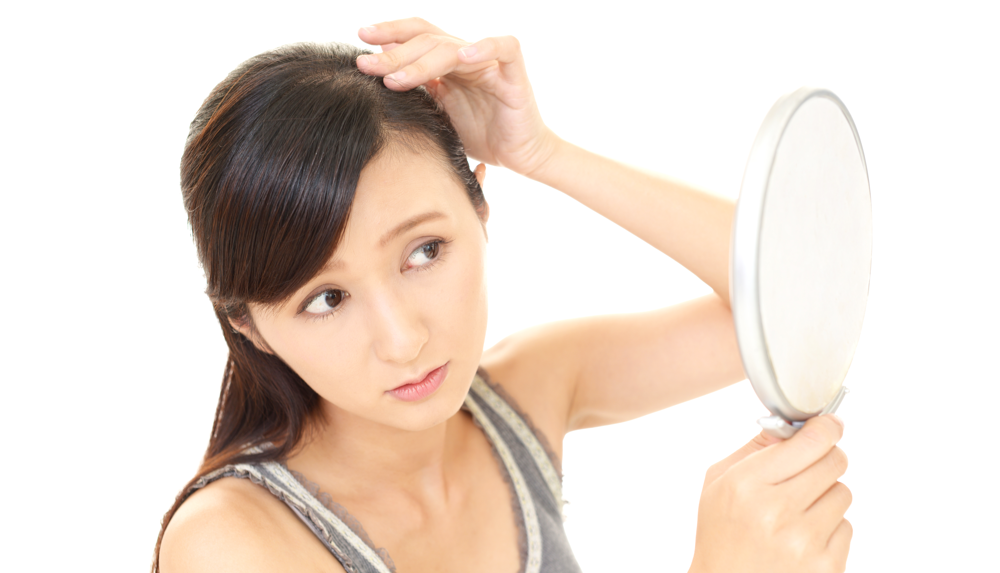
[731,87,872,438]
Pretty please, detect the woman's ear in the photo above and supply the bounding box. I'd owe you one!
[228,316,274,355]
[474,162,486,188]
[473,162,490,231]
[478,200,490,225]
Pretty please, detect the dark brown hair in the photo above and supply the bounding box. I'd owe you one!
[152,42,484,571]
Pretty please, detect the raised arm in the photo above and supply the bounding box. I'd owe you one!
[528,139,734,306]
[356,18,745,439]
[509,138,743,431]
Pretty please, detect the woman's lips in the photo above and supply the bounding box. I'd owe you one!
[386,362,449,402]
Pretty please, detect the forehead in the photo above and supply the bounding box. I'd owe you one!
[340,142,469,246]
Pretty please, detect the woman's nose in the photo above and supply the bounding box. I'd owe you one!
[368,289,428,365]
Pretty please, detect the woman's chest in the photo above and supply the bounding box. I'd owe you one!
[290,417,526,572]
[351,427,523,572]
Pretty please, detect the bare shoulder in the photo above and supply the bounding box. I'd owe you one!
[160,476,344,573]
[479,317,594,456]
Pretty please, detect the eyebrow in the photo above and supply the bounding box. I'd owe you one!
[318,211,447,274]
[378,211,446,247]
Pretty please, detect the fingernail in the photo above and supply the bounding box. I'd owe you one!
[829,414,844,428]
[459,45,478,59]
[357,55,375,67]
[360,25,377,34]
[386,71,407,84]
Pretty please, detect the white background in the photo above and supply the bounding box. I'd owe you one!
[2,1,998,571]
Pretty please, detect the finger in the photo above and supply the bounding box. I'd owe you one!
[356,33,441,78]
[458,35,529,84]
[704,431,783,486]
[381,41,468,91]
[358,17,449,47]
[782,446,849,509]
[742,414,844,484]
[380,43,402,52]
[825,518,853,572]
[806,481,853,540]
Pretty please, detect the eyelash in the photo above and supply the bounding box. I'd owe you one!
[300,239,451,322]
[405,239,451,273]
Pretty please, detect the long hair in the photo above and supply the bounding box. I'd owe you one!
[152,42,484,571]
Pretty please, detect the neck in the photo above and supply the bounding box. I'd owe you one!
[288,399,472,506]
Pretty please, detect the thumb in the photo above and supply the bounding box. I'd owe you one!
[704,431,783,487]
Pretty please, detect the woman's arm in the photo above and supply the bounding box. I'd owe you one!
[481,294,744,433]
[357,21,852,569]
[496,138,744,432]
[357,19,745,439]
[528,138,735,307]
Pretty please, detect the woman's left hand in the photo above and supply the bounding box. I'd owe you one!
[356,18,559,178]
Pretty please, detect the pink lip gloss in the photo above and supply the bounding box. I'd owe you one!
[386,363,449,402]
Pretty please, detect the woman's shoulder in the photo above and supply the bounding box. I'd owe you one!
[160,476,345,573]
[479,319,592,458]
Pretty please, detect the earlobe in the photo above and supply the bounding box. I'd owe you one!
[480,200,490,224]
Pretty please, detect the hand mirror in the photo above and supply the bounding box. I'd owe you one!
[731,87,872,439]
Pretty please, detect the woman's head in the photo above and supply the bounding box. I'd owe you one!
[182,41,489,458]
[236,143,490,432]
[154,40,489,573]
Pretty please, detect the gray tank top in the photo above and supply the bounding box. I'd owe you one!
[186,370,582,573]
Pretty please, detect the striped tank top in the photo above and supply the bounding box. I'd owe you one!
[185,370,583,573]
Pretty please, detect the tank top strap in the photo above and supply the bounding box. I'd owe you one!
[466,372,565,510]
[184,369,581,573]
[186,446,392,573]
[464,370,581,573]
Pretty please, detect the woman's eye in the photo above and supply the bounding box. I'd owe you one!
[407,241,440,268]
[304,289,346,315]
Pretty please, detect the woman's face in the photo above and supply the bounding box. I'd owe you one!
[244,143,489,432]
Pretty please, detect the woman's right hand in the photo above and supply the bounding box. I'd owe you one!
[355,18,559,179]
[690,415,853,573]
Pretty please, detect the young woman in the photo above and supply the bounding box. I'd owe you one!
[156,17,852,573]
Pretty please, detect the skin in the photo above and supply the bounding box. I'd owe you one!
[161,17,852,573]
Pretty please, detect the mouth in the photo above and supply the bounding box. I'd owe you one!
[386,362,450,402]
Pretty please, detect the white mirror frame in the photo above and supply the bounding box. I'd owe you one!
[730,86,870,425]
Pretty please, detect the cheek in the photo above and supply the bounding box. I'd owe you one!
[252,238,489,426]
[260,317,372,407]
[429,240,488,357]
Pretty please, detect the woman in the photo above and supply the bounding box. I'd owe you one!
[156,18,852,573]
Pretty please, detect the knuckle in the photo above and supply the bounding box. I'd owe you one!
[751,431,777,449]
[829,446,849,475]
[835,482,853,506]
[729,474,754,500]
[381,50,400,67]
[757,505,781,532]
[704,464,721,485]
[781,529,811,561]
[842,518,854,539]
[408,60,427,76]
[820,414,845,438]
